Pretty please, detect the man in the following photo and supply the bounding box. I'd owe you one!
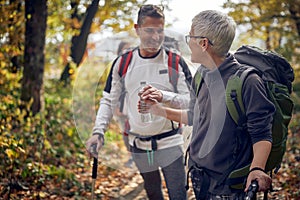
[139,10,275,199]
[86,4,192,200]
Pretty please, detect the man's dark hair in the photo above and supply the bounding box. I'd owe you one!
[137,4,164,25]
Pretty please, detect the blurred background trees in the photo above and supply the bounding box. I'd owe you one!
[1,0,146,114]
[224,0,300,64]
[2,0,297,115]
[59,0,145,83]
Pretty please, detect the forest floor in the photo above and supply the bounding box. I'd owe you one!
[1,119,300,200]
[78,125,300,200]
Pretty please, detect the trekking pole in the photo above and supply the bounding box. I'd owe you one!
[245,180,259,200]
[91,144,98,200]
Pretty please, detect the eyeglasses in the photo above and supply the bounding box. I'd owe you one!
[185,35,214,46]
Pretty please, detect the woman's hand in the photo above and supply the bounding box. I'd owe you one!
[139,84,163,103]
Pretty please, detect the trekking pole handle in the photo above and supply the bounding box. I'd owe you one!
[245,180,259,200]
[91,144,98,179]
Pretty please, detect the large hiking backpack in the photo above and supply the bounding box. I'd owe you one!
[231,45,294,171]
[117,47,186,113]
[193,45,294,189]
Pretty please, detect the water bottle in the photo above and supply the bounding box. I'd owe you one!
[139,81,152,123]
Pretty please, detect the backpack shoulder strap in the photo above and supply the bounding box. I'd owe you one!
[217,67,257,188]
[117,48,137,113]
[118,49,134,77]
[225,66,257,125]
[193,70,203,97]
[167,49,180,93]
[119,47,181,84]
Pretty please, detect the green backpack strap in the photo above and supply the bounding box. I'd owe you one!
[225,67,256,124]
[219,66,257,189]
[193,70,203,96]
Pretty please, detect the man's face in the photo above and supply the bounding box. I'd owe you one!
[135,16,164,55]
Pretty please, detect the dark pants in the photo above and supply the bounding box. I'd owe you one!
[190,168,245,200]
[130,145,187,200]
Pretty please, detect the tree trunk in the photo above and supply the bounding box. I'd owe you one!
[21,0,47,115]
[60,0,100,83]
[289,5,300,37]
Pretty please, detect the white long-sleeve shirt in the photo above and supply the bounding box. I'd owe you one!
[93,48,192,150]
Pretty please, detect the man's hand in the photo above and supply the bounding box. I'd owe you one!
[245,169,271,192]
[139,85,163,103]
[138,84,164,116]
[86,134,104,158]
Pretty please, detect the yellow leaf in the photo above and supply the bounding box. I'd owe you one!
[39,191,47,198]
[44,139,52,150]
[67,128,73,137]
[19,138,24,145]
[5,149,15,159]
[15,108,21,115]
[17,146,25,154]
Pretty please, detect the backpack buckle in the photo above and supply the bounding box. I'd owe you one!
[230,90,237,100]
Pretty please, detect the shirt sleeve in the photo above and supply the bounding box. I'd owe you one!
[243,73,275,144]
[92,58,122,135]
[92,91,113,135]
